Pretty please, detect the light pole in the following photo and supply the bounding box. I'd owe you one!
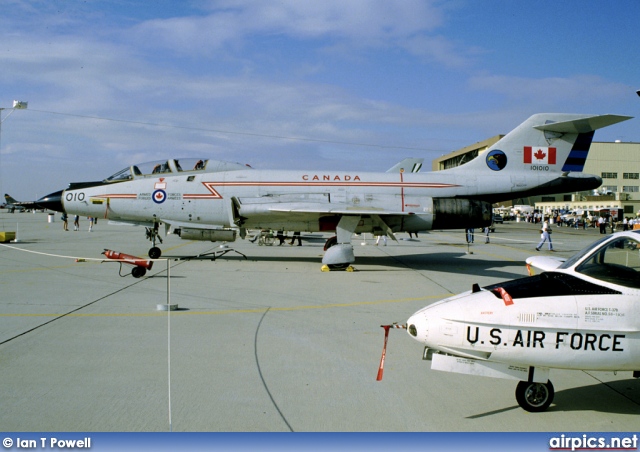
[0,100,28,148]
[0,100,28,208]
[0,100,28,130]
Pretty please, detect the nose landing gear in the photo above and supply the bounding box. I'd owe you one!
[145,223,163,258]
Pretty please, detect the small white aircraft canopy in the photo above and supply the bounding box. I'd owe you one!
[557,230,640,288]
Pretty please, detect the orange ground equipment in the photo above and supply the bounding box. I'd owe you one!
[102,249,153,278]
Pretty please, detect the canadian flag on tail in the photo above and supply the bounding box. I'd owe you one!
[524,146,556,165]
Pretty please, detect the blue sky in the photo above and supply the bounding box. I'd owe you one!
[1,0,638,199]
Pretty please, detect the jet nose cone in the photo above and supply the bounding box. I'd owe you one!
[36,190,65,213]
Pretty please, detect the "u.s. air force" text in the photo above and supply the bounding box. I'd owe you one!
[466,327,624,351]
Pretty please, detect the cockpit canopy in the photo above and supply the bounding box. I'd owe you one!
[103,158,251,183]
[558,231,640,288]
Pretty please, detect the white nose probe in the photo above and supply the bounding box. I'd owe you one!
[376,323,407,381]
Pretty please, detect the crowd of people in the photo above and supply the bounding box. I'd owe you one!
[517,212,638,234]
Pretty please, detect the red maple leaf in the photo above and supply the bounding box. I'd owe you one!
[533,149,546,160]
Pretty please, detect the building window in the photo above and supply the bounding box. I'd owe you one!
[601,186,617,193]
[601,172,617,179]
[622,186,639,193]
[623,173,639,179]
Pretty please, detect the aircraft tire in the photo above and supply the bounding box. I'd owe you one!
[515,380,554,412]
[323,236,337,251]
[149,247,162,259]
[131,266,146,278]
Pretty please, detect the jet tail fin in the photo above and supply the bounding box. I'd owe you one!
[456,113,632,175]
[4,194,19,204]
[533,114,632,173]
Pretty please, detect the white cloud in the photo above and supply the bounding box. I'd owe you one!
[468,74,632,107]
[133,0,460,61]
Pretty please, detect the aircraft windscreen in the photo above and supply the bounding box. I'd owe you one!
[558,235,612,270]
[573,236,640,288]
[104,167,134,182]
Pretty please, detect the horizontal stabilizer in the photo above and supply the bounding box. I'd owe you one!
[533,114,632,134]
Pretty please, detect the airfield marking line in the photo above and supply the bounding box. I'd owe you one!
[0,294,447,318]
[426,230,573,246]
[0,261,104,274]
[254,307,295,432]
[0,242,106,262]
[0,240,203,275]
[424,231,575,256]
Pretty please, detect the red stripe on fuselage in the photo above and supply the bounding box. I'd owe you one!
[200,181,459,188]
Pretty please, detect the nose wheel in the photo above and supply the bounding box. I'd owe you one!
[515,380,554,412]
[145,224,163,259]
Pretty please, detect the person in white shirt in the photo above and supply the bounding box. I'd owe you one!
[536,218,555,252]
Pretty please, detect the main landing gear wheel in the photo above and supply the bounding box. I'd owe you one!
[148,247,162,259]
[515,380,554,412]
[323,235,337,251]
[321,236,355,271]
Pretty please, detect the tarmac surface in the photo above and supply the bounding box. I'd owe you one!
[0,211,638,432]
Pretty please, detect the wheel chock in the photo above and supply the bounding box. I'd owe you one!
[321,264,356,272]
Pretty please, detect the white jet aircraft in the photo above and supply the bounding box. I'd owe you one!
[397,230,640,412]
[37,113,631,269]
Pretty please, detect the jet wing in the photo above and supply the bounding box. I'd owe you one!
[108,220,155,227]
[267,204,407,216]
[239,200,408,216]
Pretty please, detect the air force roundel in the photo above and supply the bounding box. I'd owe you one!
[152,189,167,204]
[486,149,507,171]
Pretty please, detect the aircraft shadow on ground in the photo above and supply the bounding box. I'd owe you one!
[162,248,528,282]
[163,253,324,265]
[550,379,640,414]
[356,252,529,281]
[468,379,640,418]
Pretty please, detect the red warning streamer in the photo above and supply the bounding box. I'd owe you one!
[376,324,406,381]
[492,287,514,306]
